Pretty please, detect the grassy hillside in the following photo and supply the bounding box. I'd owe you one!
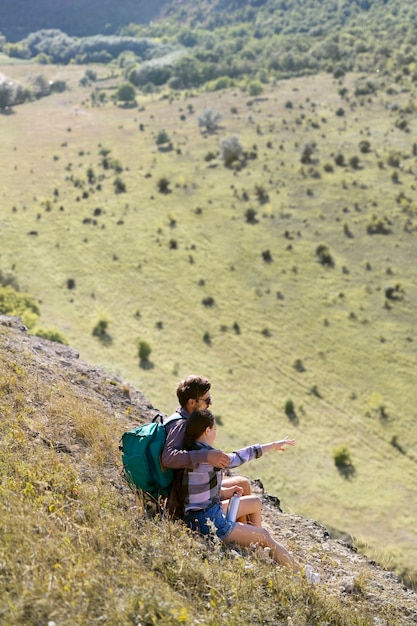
[1,59,417,586]
[1,316,417,625]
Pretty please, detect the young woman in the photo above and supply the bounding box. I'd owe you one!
[179,408,320,582]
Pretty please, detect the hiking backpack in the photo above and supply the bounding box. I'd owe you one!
[120,413,185,500]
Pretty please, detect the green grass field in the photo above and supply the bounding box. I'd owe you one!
[1,61,417,583]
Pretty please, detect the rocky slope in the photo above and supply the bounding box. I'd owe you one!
[1,314,416,623]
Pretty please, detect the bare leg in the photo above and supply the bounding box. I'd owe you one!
[222,476,252,523]
[221,495,262,526]
[222,475,251,495]
[226,522,299,570]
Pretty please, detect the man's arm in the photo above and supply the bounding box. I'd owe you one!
[162,419,230,470]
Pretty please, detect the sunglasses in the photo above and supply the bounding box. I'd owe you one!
[198,396,212,406]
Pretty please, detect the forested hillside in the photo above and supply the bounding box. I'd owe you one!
[0,0,166,41]
[3,0,417,94]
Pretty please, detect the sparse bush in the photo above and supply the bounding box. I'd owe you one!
[334,153,345,166]
[155,129,171,146]
[0,81,14,109]
[92,312,111,338]
[300,142,316,164]
[137,339,152,361]
[157,177,170,193]
[366,215,392,235]
[359,140,371,153]
[220,134,243,166]
[349,155,360,169]
[293,359,305,373]
[113,176,126,193]
[316,244,334,267]
[202,296,215,307]
[245,208,258,224]
[285,398,296,418]
[204,151,217,162]
[198,108,222,132]
[0,271,19,290]
[254,184,268,203]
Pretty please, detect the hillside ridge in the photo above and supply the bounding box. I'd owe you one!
[1,313,417,623]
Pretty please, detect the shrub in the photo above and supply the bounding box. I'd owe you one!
[248,81,263,97]
[0,271,19,290]
[333,445,352,469]
[198,108,222,132]
[115,82,136,103]
[349,155,360,169]
[33,327,68,345]
[359,140,371,153]
[114,177,126,194]
[366,215,392,235]
[293,359,305,373]
[284,398,295,418]
[220,134,243,166]
[316,244,334,267]
[0,285,40,328]
[261,250,273,263]
[245,208,258,224]
[92,312,111,338]
[300,142,316,164]
[137,339,152,361]
[334,153,345,166]
[155,129,171,146]
[254,184,268,203]
[202,296,215,307]
[157,177,170,193]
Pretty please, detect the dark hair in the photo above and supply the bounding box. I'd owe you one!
[176,374,211,408]
[183,409,215,450]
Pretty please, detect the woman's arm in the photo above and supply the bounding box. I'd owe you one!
[259,437,295,455]
[228,437,295,469]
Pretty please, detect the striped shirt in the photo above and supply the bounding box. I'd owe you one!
[183,441,263,513]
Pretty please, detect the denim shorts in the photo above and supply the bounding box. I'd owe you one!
[185,502,235,541]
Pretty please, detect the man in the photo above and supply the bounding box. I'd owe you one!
[162,374,252,516]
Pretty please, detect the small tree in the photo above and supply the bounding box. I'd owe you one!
[0,81,13,109]
[248,80,263,97]
[220,134,243,166]
[198,108,222,132]
[155,129,171,146]
[115,82,136,104]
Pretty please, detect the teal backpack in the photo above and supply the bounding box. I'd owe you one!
[120,414,185,500]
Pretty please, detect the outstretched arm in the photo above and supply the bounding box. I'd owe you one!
[260,436,295,455]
